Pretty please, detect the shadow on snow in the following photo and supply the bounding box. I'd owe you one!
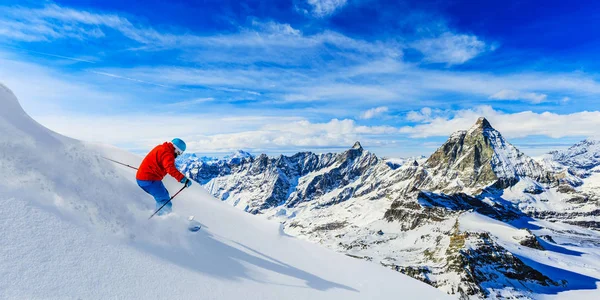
[132,229,358,293]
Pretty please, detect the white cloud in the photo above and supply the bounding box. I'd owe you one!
[344,58,405,77]
[306,0,348,17]
[89,62,600,108]
[90,71,173,89]
[411,32,490,65]
[0,3,398,57]
[35,112,308,151]
[34,112,400,153]
[401,105,600,139]
[403,69,600,102]
[189,118,398,152]
[489,89,548,104]
[288,84,399,102]
[0,52,128,115]
[406,107,433,122]
[0,4,123,42]
[250,20,301,36]
[360,106,389,119]
[165,98,214,108]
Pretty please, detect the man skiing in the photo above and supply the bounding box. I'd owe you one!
[136,138,192,215]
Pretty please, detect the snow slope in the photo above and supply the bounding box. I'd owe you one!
[0,83,450,299]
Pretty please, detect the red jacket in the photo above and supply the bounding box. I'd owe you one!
[136,142,185,182]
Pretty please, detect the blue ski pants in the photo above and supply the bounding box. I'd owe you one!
[137,180,172,215]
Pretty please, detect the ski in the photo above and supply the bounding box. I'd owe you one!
[187,215,202,232]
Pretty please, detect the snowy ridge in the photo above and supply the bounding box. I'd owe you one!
[223,149,254,163]
[179,144,381,214]
[0,83,449,299]
[547,139,600,172]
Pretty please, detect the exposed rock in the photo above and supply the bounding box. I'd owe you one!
[516,230,545,250]
[524,184,545,194]
[313,221,348,231]
[422,117,557,194]
[446,228,556,298]
[384,198,447,230]
[540,235,556,243]
[417,191,521,221]
[381,264,433,285]
[558,184,577,194]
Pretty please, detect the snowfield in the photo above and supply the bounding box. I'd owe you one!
[0,83,450,299]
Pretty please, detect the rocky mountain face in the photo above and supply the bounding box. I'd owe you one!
[179,118,600,299]
[180,141,380,213]
[422,118,557,193]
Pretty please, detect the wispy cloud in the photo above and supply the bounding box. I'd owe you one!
[97,61,600,108]
[304,0,348,17]
[411,32,491,65]
[0,3,398,56]
[189,118,398,152]
[401,105,600,139]
[164,98,215,108]
[90,71,175,89]
[0,4,115,42]
[35,111,400,153]
[360,106,389,119]
[0,45,97,63]
[0,52,127,114]
[489,89,548,104]
[406,107,447,122]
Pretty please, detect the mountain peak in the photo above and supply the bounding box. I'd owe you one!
[352,141,363,150]
[231,150,252,157]
[223,150,253,163]
[466,117,497,136]
[473,117,493,130]
[425,115,554,191]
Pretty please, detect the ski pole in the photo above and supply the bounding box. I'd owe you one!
[148,185,187,219]
[101,156,139,170]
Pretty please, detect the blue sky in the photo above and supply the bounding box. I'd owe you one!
[1,0,600,157]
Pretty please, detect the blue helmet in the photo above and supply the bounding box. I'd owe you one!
[171,138,186,155]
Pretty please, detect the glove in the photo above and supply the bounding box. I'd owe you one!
[180,177,192,188]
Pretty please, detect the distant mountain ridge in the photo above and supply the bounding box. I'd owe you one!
[548,139,600,172]
[179,118,600,299]
[180,141,379,213]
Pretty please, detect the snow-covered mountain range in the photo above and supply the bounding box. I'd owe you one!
[179,117,600,299]
[536,140,600,180]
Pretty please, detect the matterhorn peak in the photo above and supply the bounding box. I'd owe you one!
[466,117,497,136]
[352,141,363,150]
[472,117,493,130]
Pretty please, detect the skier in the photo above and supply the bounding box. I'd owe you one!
[136,138,192,216]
